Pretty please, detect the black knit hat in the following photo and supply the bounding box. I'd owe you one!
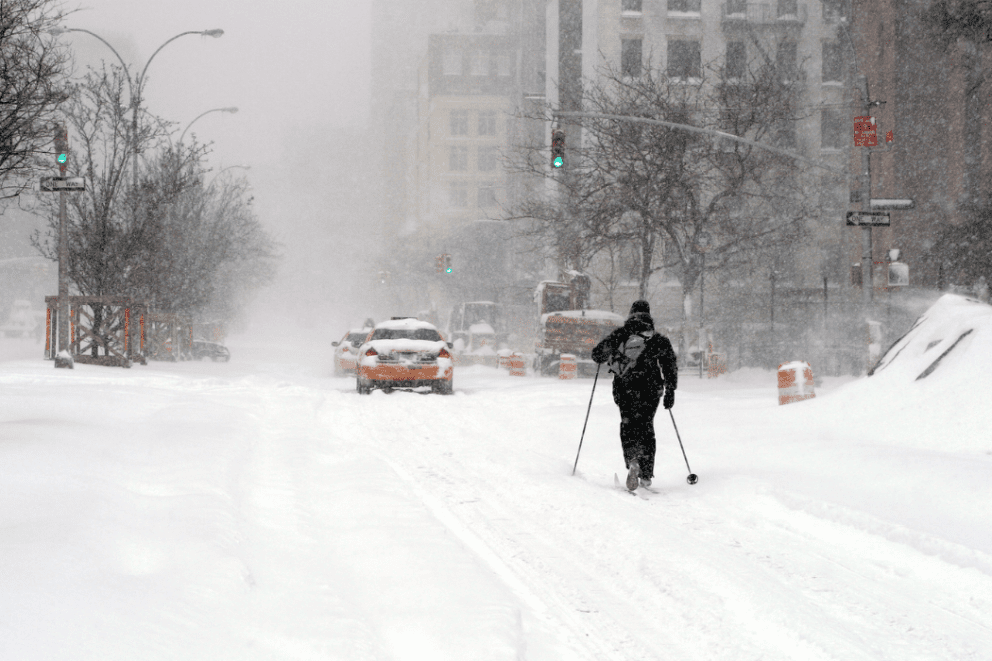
[630,300,651,315]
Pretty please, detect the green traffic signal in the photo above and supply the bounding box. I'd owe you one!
[57,153,67,164]
[553,156,563,168]
[445,267,452,274]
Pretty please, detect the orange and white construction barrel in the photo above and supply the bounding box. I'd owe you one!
[778,361,816,405]
[509,352,526,377]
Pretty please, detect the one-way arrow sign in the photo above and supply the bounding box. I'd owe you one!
[40,176,85,192]
[846,211,891,226]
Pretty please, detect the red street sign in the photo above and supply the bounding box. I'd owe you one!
[854,116,877,147]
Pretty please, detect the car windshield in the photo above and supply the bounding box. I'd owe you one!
[347,333,369,344]
[371,328,443,342]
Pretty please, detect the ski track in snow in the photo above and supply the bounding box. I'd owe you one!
[335,376,992,661]
[2,346,992,660]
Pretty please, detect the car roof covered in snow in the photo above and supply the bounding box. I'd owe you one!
[375,318,439,331]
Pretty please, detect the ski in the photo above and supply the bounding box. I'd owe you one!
[613,473,660,496]
[614,473,648,498]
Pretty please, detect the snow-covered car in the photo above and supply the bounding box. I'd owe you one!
[356,318,454,394]
[332,328,373,376]
[191,340,230,362]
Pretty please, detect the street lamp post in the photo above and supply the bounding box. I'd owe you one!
[52,27,224,188]
[179,107,238,145]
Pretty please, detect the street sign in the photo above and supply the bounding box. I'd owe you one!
[870,198,914,210]
[40,176,85,192]
[854,116,877,147]
[846,211,890,226]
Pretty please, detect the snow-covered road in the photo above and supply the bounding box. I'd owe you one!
[1,335,990,660]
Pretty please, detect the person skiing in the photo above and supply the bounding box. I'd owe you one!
[591,300,678,491]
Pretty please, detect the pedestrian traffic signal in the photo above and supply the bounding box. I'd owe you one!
[435,254,445,274]
[54,126,69,175]
[444,254,452,274]
[551,129,565,169]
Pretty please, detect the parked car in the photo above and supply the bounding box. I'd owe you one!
[332,327,374,376]
[356,317,453,394]
[191,340,230,362]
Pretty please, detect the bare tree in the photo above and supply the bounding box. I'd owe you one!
[0,0,73,202]
[32,64,278,331]
[507,46,817,325]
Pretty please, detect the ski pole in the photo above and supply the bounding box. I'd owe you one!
[572,362,601,476]
[668,409,698,485]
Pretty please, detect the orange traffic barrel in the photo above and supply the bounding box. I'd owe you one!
[559,353,577,380]
[509,352,526,377]
[778,361,816,405]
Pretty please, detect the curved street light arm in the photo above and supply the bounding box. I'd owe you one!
[179,107,238,144]
[55,28,134,101]
[136,29,224,97]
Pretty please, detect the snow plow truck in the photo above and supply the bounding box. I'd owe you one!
[533,272,625,377]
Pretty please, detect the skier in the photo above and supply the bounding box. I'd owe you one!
[591,300,678,491]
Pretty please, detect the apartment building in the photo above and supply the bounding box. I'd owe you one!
[849,0,992,292]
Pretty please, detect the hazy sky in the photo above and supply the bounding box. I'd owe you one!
[55,0,376,334]
[63,0,372,164]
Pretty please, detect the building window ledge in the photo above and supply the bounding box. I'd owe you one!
[621,10,643,17]
[667,11,702,18]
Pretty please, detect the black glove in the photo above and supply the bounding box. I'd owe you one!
[663,388,675,409]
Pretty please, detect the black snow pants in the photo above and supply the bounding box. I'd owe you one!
[613,382,662,479]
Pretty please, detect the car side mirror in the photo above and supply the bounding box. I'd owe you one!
[332,341,339,347]
[447,342,453,349]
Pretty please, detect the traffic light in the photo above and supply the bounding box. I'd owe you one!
[435,254,445,274]
[551,129,565,169]
[54,125,68,175]
[444,254,452,274]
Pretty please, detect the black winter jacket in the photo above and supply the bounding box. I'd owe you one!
[591,312,678,394]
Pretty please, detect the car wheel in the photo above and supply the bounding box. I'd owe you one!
[356,378,371,395]
[435,379,453,395]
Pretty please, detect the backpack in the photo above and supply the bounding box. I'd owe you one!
[608,330,655,379]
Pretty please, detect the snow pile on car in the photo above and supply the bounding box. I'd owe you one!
[782,294,992,453]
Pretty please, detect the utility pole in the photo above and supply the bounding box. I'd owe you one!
[54,125,72,368]
[856,75,876,309]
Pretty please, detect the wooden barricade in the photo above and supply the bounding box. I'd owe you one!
[44,296,150,367]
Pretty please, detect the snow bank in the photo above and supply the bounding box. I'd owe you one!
[778,294,992,453]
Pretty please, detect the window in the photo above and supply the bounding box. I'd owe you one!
[449,181,468,207]
[470,50,489,76]
[823,0,848,21]
[777,0,798,16]
[443,48,462,76]
[622,39,643,77]
[450,145,468,171]
[726,0,746,14]
[668,40,701,80]
[497,53,512,77]
[478,146,498,171]
[822,42,842,83]
[776,42,797,80]
[478,110,497,136]
[450,110,468,136]
[668,0,701,12]
[622,0,642,12]
[478,182,498,208]
[726,41,746,79]
[821,109,845,149]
